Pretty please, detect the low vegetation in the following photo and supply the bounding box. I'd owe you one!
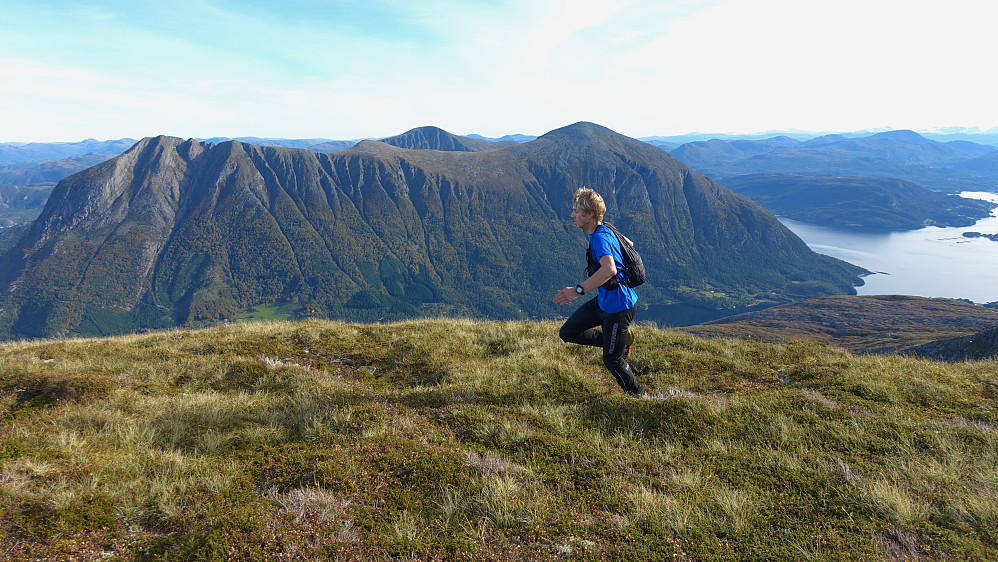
[684,295,998,357]
[1,318,995,560]
[236,304,297,323]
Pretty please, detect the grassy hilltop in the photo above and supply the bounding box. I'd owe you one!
[1,319,996,560]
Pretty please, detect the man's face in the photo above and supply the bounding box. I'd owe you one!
[571,207,595,230]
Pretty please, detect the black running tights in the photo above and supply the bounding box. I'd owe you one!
[558,298,642,395]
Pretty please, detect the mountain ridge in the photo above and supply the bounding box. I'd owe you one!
[0,122,865,339]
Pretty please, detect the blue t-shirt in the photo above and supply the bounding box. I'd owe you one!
[590,224,638,313]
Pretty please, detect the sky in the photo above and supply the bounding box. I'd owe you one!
[2,0,996,143]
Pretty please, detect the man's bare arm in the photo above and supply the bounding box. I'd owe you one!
[553,255,616,305]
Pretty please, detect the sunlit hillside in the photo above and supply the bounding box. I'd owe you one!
[1,319,995,560]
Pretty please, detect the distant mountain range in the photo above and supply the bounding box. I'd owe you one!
[465,133,537,143]
[721,174,996,231]
[5,127,995,168]
[0,129,517,190]
[6,128,997,191]
[380,127,518,151]
[197,137,356,153]
[645,126,998,146]
[0,138,137,164]
[666,130,998,193]
[0,152,115,186]
[4,129,997,235]
[0,123,864,339]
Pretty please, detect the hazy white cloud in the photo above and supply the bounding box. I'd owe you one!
[1,0,995,142]
[595,0,998,135]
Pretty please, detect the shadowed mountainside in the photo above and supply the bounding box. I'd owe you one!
[0,122,865,339]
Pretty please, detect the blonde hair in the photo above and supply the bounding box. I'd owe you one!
[572,188,606,222]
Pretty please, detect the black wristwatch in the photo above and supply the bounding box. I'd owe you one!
[575,284,585,295]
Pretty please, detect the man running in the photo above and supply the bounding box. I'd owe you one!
[553,188,644,397]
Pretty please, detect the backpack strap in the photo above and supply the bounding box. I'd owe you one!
[586,224,621,290]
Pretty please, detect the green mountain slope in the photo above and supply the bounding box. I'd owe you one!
[1,319,995,559]
[0,123,866,340]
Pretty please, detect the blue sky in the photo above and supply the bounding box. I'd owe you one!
[2,0,995,142]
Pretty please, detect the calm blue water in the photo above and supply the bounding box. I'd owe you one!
[779,192,998,304]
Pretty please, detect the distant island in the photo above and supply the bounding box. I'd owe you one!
[962,231,998,242]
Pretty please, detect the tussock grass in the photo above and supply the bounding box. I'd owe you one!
[1,319,996,559]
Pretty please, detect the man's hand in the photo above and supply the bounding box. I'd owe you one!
[553,286,579,305]
[554,255,614,305]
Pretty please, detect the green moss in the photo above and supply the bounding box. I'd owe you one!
[57,492,118,531]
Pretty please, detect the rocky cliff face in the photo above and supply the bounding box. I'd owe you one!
[0,122,866,339]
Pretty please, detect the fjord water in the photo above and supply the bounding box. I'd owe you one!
[779,192,998,304]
